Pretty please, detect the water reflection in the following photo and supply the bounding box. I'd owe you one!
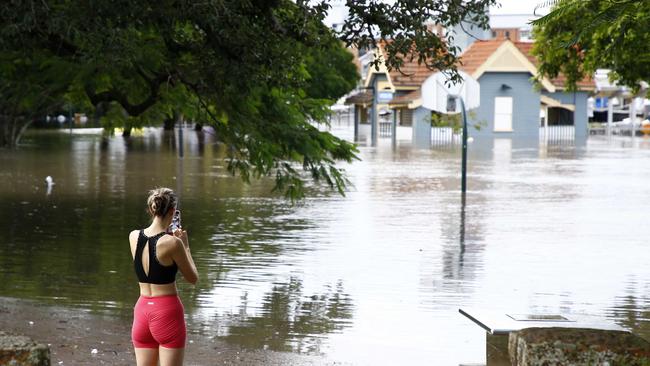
[607,279,650,337]
[2,128,650,365]
[217,277,353,354]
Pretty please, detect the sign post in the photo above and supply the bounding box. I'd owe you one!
[421,71,480,196]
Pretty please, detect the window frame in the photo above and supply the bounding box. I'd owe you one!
[493,96,514,132]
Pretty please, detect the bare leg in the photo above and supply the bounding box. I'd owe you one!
[159,347,185,366]
[134,348,159,366]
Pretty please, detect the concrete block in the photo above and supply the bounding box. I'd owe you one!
[509,327,650,366]
[0,332,50,366]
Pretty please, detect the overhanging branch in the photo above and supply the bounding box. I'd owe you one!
[84,69,169,116]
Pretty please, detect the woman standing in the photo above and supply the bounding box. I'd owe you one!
[129,188,199,366]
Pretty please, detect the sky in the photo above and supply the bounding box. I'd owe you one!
[490,0,547,15]
[324,0,549,29]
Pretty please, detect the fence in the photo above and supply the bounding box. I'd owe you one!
[540,125,575,143]
[589,124,649,137]
[376,125,461,146]
[379,122,392,137]
[431,127,462,146]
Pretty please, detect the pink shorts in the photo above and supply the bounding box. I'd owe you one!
[132,295,186,349]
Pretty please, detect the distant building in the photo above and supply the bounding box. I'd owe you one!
[339,8,596,144]
[345,38,595,143]
[322,0,348,33]
[459,39,594,139]
[346,41,435,126]
[489,14,540,42]
[445,19,492,54]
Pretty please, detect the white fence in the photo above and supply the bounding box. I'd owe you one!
[431,127,462,146]
[540,126,575,142]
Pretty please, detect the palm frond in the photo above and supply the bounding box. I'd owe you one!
[531,0,581,27]
[558,0,634,47]
[533,0,561,16]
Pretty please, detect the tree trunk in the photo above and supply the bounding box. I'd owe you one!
[163,117,175,130]
[122,126,132,137]
[94,102,107,128]
[194,122,203,131]
[0,117,33,148]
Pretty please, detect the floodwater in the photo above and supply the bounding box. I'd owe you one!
[1,126,649,365]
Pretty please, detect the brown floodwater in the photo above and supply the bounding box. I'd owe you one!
[1,125,649,365]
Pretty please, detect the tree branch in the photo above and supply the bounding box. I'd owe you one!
[84,69,169,116]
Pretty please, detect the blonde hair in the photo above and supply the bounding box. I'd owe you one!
[146,187,177,217]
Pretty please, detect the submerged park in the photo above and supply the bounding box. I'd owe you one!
[2,1,650,365]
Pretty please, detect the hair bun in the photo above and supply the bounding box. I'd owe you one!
[146,187,177,217]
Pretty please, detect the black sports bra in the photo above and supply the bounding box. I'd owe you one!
[133,230,178,284]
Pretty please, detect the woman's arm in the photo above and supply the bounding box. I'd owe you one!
[171,230,199,284]
[129,230,140,259]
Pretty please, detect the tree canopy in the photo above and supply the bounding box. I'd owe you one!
[1,0,495,199]
[532,0,650,90]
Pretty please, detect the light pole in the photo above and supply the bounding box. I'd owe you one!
[422,71,479,200]
[448,95,468,195]
[460,97,468,195]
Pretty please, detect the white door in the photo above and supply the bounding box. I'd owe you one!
[494,97,513,132]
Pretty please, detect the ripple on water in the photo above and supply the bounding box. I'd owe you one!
[2,131,650,364]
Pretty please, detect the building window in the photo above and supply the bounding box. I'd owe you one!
[400,108,413,126]
[492,31,497,38]
[505,31,510,39]
[494,97,513,132]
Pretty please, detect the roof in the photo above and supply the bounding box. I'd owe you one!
[513,42,594,90]
[388,90,421,106]
[458,40,503,75]
[459,39,595,90]
[344,90,373,105]
[388,59,436,88]
[373,41,438,89]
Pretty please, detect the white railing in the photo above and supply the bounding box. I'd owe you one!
[431,127,462,146]
[540,126,575,142]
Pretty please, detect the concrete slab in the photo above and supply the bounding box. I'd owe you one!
[459,308,627,335]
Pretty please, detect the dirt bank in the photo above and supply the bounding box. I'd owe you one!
[0,297,349,365]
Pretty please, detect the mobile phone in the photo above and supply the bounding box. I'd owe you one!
[168,209,182,233]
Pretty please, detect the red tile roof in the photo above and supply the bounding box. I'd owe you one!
[458,39,504,75]
[376,41,438,89]
[344,90,373,105]
[388,59,436,88]
[388,90,421,106]
[459,39,594,90]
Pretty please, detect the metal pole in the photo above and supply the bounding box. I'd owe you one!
[630,97,636,140]
[391,108,397,149]
[178,117,184,158]
[353,106,359,142]
[607,97,613,136]
[371,90,377,147]
[460,97,468,195]
[460,191,466,253]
